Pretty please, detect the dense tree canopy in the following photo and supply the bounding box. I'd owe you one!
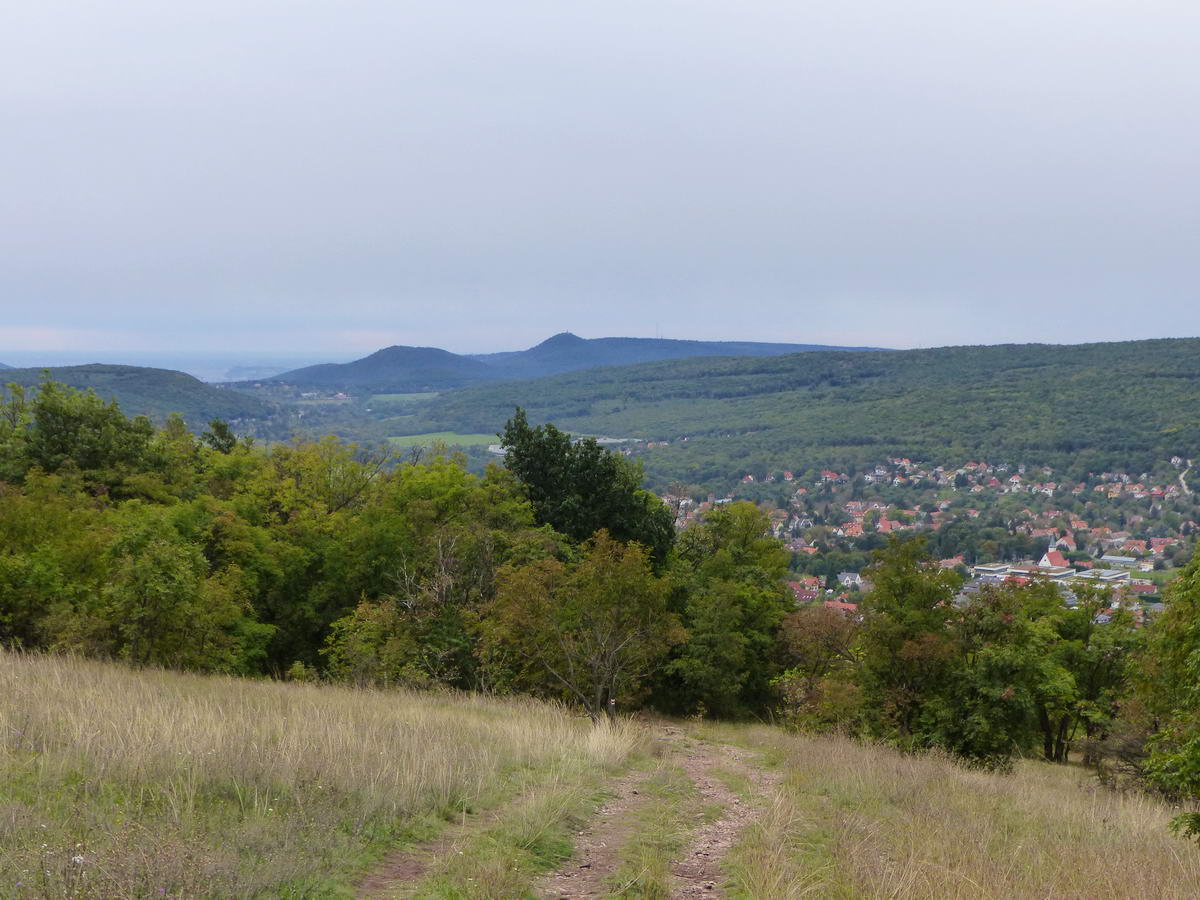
[500,408,674,563]
[1141,554,1200,841]
[483,530,680,719]
[0,382,787,720]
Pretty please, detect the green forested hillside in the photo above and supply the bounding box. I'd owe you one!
[13,340,1199,491]
[471,331,876,378]
[267,345,501,392]
[2,365,273,427]
[401,339,1200,486]
[254,332,874,394]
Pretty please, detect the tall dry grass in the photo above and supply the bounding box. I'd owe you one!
[0,649,644,898]
[714,724,1200,899]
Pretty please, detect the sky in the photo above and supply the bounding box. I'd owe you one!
[2,0,1198,365]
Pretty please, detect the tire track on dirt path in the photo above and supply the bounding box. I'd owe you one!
[535,768,655,899]
[669,733,783,899]
[356,815,479,897]
[539,725,782,899]
[356,767,599,898]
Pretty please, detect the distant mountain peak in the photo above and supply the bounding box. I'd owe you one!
[538,332,585,347]
[369,344,446,357]
[266,342,495,392]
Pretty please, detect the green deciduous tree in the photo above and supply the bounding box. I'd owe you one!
[662,502,793,717]
[856,538,962,745]
[19,378,155,493]
[923,582,1051,768]
[1142,554,1200,842]
[93,510,273,672]
[1026,585,1139,764]
[483,530,681,719]
[500,408,674,564]
[322,457,551,689]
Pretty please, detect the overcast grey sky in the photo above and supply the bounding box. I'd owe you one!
[2,0,1198,360]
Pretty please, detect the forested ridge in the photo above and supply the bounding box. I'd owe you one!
[1,364,272,427]
[398,337,1200,488]
[8,339,1199,496]
[3,380,1200,842]
[258,331,872,393]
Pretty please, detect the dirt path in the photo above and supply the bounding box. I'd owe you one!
[539,726,780,900]
[356,726,779,900]
[1181,465,1193,496]
[357,808,489,897]
[667,735,781,899]
[535,769,654,899]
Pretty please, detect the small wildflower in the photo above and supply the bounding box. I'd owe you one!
[72,855,85,865]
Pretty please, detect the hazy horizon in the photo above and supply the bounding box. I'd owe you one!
[5,331,1200,384]
[4,1,1198,357]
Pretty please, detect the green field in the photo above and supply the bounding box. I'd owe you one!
[387,431,496,448]
[370,392,440,403]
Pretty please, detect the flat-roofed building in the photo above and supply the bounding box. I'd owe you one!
[973,563,1010,582]
[1038,565,1076,581]
[1074,568,1131,585]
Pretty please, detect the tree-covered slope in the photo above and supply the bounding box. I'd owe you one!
[402,339,1200,484]
[266,345,500,392]
[255,333,879,395]
[2,364,272,426]
[472,331,877,379]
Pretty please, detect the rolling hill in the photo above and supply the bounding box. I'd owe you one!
[472,331,876,378]
[396,338,1200,488]
[265,345,500,392]
[257,332,875,393]
[2,364,273,427]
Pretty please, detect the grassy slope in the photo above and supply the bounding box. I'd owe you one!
[402,338,1200,485]
[2,364,272,427]
[3,652,1197,898]
[0,651,642,899]
[709,723,1200,899]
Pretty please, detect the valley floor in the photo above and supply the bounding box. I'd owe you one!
[3,651,1199,899]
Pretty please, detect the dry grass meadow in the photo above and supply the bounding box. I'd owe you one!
[0,650,643,899]
[709,723,1200,900]
[4,650,1200,899]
